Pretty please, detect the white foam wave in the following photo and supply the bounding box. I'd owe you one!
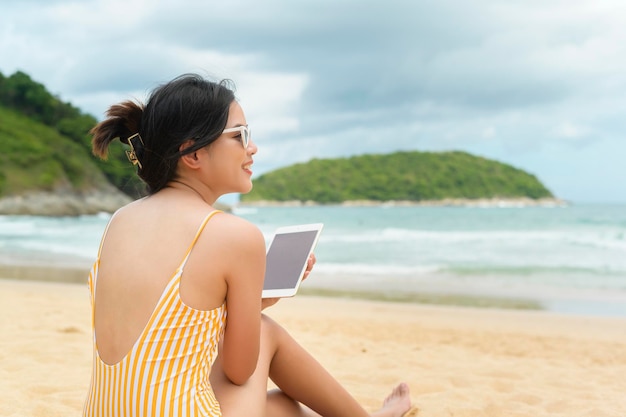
[315,262,441,276]
[232,207,258,216]
[321,227,626,251]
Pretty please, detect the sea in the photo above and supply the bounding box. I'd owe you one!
[1,203,625,317]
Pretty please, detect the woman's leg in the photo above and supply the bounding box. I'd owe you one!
[210,314,413,417]
[264,386,415,417]
[266,315,412,417]
[265,389,320,417]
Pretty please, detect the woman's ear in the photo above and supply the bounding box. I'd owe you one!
[178,140,201,169]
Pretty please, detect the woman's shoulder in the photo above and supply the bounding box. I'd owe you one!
[205,210,264,246]
[107,198,264,249]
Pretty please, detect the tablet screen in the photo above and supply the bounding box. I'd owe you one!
[263,224,323,298]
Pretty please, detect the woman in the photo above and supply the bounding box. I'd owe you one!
[83,73,415,417]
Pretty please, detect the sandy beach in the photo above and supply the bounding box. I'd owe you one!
[1,273,625,417]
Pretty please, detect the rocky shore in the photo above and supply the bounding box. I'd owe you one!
[0,189,234,216]
[0,189,133,216]
[0,191,561,216]
[239,197,568,208]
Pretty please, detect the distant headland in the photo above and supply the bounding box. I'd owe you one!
[240,151,560,206]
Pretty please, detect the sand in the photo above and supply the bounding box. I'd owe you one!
[1,277,625,417]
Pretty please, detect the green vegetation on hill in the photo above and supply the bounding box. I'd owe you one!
[0,106,108,195]
[0,70,143,197]
[241,151,554,203]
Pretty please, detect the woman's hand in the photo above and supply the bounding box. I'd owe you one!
[261,253,317,311]
[301,253,317,283]
[261,297,280,310]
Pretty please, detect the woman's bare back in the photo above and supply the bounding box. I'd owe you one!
[93,194,228,365]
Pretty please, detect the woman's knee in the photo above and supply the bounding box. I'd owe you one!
[260,313,281,338]
[266,389,305,417]
[260,313,289,349]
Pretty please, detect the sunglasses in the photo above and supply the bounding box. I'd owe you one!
[222,125,251,149]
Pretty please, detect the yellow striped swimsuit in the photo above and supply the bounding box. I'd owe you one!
[84,210,226,417]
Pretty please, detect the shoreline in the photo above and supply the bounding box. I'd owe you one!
[0,263,543,312]
[3,261,625,318]
[237,197,568,208]
[0,260,546,312]
[0,264,90,284]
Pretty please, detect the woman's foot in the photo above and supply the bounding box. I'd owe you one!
[371,383,416,417]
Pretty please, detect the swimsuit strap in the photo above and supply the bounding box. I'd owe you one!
[178,210,223,270]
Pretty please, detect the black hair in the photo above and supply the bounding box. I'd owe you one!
[91,73,236,194]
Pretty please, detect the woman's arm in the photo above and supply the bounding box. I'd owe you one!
[215,216,266,385]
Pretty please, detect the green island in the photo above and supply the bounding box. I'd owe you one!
[1,70,558,214]
[241,152,555,205]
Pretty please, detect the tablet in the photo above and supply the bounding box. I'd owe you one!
[262,223,324,298]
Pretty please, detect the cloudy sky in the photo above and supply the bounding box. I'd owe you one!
[2,0,625,203]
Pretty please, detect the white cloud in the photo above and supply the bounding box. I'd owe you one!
[482,126,497,139]
[554,122,589,140]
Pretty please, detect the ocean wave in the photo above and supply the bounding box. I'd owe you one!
[232,207,258,216]
[0,218,37,236]
[443,264,626,278]
[312,262,626,292]
[8,240,98,260]
[315,262,442,276]
[2,207,625,296]
[321,227,626,250]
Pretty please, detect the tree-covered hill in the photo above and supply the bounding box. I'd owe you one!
[0,70,143,214]
[0,70,143,198]
[0,105,107,194]
[241,151,554,204]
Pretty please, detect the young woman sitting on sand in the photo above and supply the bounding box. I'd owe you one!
[83,73,415,417]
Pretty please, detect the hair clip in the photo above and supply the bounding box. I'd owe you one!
[125,133,144,169]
